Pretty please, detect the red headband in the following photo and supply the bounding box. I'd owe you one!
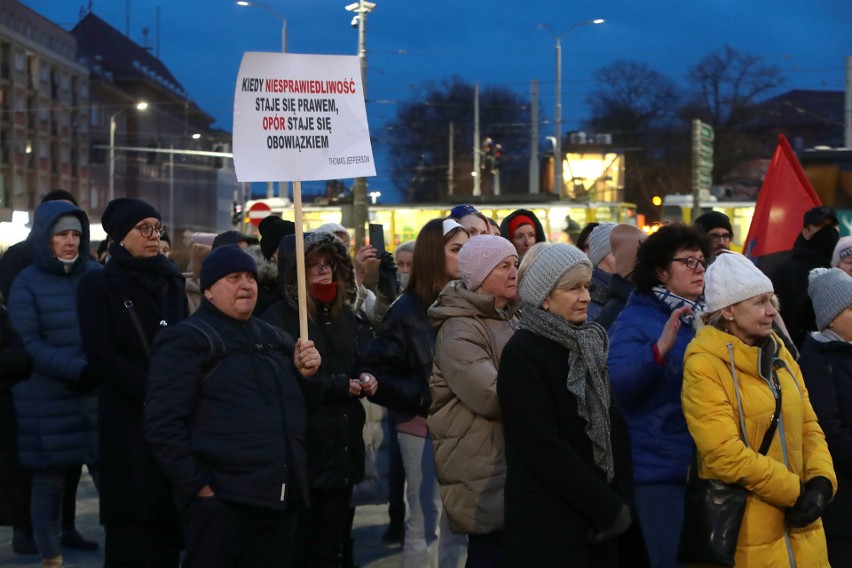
[508,215,535,239]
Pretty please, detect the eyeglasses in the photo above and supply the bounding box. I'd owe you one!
[135,223,166,238]
[708,232,733,242]
[672,257,708,271]
[307,260,336,274]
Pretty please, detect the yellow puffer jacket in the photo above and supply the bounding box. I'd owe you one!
[682,326,836,567]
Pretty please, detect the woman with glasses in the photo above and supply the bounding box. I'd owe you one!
[77,198,187,567]
[607,223,709,567]
[263,231,375,568]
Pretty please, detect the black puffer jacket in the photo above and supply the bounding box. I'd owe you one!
[146,300,310,510]
[263,232,369,489]
[360,291,435,417]
[799,334,852,536]
[596,275,634,331]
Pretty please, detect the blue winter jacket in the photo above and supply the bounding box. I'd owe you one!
[607,292,694,484]
[8,201,100,469]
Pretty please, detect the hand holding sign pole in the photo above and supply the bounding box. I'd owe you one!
[233,52,375,341]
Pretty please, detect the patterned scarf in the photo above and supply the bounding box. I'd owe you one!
[652,285,706,328]
[519,306,615,481]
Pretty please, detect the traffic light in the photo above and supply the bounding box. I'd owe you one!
[481,137,494,171]
[493,143,503,171]
[231,201,243,226]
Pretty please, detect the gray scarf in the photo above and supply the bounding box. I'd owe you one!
[519,307,615,481]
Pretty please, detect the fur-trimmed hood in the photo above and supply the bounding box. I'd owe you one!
[277,231,357,309]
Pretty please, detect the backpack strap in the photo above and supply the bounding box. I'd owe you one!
[183,318,227,380]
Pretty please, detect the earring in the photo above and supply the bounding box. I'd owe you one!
[120,242,126,247]
[728,316,734,321]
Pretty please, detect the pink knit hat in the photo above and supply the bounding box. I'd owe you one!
[458,235,518,291]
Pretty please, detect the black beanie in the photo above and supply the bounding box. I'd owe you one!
[41,189,78,207]
[212,230,259,249]
[694,211,733,234]
[102,198,161,241]
[259,216,295,260]
[200,245,258,291]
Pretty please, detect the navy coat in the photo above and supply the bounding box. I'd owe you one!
[607,292,694,485]
[8,201,100,469]
[799,334,852,536]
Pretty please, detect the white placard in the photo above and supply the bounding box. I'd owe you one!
[233,52,376,182]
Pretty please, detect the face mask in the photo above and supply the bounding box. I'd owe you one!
[398,272,410,289]
[809,224,840,254]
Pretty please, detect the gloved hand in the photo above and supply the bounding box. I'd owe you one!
[72,365,99,394]
[376,252,400,300]
[588,503,632,543]
[786,476,833,528]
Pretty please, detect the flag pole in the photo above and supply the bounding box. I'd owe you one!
[293,180,309,341]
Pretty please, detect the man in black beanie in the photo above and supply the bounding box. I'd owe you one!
[0,188,100,554]
[694,211,734,260]
[146,245,319,566]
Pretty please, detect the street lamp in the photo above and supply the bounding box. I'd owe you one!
[539,18,604,197]
[236,1,289,200]
[368,191,381,204]
[345,0,376,246]
[235,1,287,52]
[109,100,148,202]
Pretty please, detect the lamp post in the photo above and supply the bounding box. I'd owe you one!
[539,19,603,197]
[236,1,289,200]
[109,101,148,202]
[345,0,376,246]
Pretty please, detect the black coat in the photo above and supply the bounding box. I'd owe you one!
[146,301,310,511]
[771,234,833,348]
[77,247,188,524]
[263,300,369,489]
[799,335,852,536]
[0,304,31,527]
[360,292,435,417]
[0,239,31,302]
[497,329,633,567]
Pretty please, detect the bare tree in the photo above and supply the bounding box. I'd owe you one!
[384,76,531,202]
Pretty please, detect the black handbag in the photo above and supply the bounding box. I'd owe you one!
[677,356,781,567]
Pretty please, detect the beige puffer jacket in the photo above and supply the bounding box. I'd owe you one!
[427,280,516,534]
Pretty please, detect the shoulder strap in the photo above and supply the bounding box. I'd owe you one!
[727,342,779,457]
[183,318,227,380]
[123,299,151,358]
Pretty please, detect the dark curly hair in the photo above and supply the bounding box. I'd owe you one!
[632,223,710,293]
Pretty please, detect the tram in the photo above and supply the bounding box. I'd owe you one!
[661,194,756,252]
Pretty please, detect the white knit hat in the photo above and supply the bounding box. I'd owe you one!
[704,251,773,313]
[588,222,617,267]
[808,267,852,330]
[457,235,517,291]
[518,243,591,308]
[831,236,852,268]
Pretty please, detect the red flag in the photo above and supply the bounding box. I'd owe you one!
[744,134,821,265]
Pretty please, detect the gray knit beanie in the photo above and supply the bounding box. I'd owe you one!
[704,251,773,313]
[52,214,82,236]
[808,267,852,330]
[518,243,591,308]
[588,222,617,267]
[458,235,517,291]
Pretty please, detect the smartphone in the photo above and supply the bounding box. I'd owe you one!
[368,223,386,255]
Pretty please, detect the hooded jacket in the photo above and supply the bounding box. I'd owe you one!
[499,209,546,246]
[427,280,515,534]
[263,232,369,489]
[8,201,100,469]
[682,326,835,567]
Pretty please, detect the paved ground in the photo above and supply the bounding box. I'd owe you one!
[0,469,403,567]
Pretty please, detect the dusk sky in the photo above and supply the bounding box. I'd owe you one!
[20,0,852,203]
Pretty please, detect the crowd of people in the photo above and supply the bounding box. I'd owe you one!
[0,191,850,568]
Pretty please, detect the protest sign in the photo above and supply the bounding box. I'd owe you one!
[233,52,376,182]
